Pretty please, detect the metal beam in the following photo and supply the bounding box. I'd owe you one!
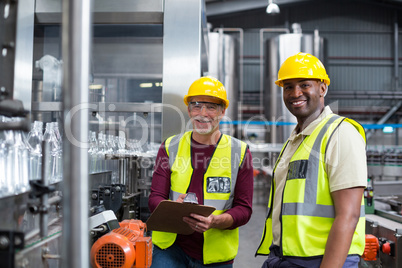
[327,91,402,100]
[36,0,163,24]
[162,0,208,140]
[0,0,17,101]
[366,101,402,140]
[206,0,312,17]
[206,0,402,17]
[13,0,35,111]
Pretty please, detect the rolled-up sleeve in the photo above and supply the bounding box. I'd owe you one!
[148,143,171,212]
[326,122,368,192]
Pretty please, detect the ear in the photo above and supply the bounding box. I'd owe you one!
[320,83,328,97]
[219,106,226,117]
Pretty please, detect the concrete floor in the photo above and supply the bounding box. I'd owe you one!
[234,203,269,268]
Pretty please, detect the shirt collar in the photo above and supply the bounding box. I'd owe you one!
[289,106,333,140]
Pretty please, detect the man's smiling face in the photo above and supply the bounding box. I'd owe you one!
[282,78,326,123]
[188,95,225,135]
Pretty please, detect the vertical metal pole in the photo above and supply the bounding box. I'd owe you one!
[213,27,244,139]
[259,28,289,143]
[13,0,35,111]
[393,11,399,92]
[40,140,49,238]
[162,0,204,140]
[61,0,92,267]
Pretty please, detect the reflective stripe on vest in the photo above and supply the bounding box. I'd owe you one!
[256,114,366,257]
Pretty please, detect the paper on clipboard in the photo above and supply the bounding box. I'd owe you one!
[146,200,216,235]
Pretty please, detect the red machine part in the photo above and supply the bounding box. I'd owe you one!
[381,242,391,255]
[362,234,379,261]
[90,219,152,268]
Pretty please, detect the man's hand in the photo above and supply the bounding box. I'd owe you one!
[176,194,186,203]
[183,213,234,233]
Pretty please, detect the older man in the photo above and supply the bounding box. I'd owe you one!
[149,76,254,267]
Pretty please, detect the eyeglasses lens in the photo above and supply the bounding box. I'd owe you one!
[189,102,219,113]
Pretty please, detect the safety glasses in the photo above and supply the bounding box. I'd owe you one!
[188,101,222,113]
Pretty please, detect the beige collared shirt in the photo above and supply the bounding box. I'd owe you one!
[272,106,367,246]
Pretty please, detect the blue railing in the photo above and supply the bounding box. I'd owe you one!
[220,121,402,129]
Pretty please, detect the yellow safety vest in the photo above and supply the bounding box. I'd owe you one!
[256,114,366,257]
[152,131,248,265]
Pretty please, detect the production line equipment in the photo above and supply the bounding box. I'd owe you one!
[0,0,212,266]
[359,146,402,268]
[0,118,157,268]
[89,210,152,268]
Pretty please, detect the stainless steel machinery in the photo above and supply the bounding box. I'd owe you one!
[361,146,402,267]
[0,0,210,267]
[208,30,241,137]
[264,23,326,143]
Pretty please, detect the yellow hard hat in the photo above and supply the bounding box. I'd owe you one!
[275,52,330,87]
[184,76,229,108]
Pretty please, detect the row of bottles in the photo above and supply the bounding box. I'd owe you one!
[88,131,147,184]
[0,117,63,198]
[0,117,30,196]
[88,131,120,182]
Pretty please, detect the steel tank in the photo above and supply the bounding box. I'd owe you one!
[208,31,239,137]
[265,24,326,143]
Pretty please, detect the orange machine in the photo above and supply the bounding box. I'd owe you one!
[362,234,379,261]
[90,219,152,268]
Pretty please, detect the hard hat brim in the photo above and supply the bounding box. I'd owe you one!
[184,94,229,108]
[275,76,330,87]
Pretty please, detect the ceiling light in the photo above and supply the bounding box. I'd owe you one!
[89,84,103,90]
[266,0,280,14]
[383,126,394,133]
[139,83,153,88]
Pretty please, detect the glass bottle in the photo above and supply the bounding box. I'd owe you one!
[3,117,15,196]
[97,132,106,172]
[0,116,8,196]
[43,122,60,183]
[107,134,118,182]
[3,117,30,194]
[26,121,43,181]
[52,122,62,182]
[88,131,98,174]
[117,136,126,154]
[14,130,30,193]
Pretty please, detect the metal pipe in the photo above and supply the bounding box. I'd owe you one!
[327,91,402,100]
[394,11,399,91]
[330,56,402,61]
[40,140,49,238]
[213,27,244,138]
[24,216,61,242]
[0,117,30,131]
[118,158,126,185]
[61,0,92,267]
[365,14,400,141]
[259,28,290,115]
[259,28,290,144]
[375,102,402,125]
[366,101,402,140]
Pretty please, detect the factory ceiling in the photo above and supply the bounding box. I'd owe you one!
[205,0,402,17]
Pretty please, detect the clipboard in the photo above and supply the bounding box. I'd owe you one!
[146,200,216,235]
